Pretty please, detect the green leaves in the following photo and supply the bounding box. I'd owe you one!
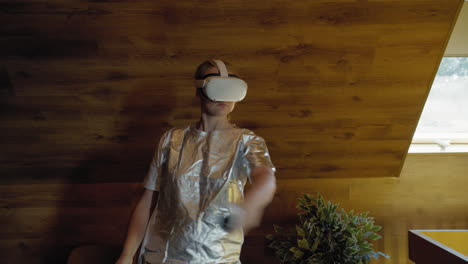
[298,238,309,250]
[296,225,305,237]
[274,224,284,233]
[266,193,390,264]
[294,250,304,259]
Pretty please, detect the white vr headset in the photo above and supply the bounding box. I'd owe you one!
[194,59,248,102]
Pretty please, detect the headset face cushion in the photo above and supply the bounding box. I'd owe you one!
[203,78,247,102]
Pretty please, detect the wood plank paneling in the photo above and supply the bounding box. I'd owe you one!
[245,153,468,264]
[1,154,467,263]
[1,0,466,263]
[0,0,463,181]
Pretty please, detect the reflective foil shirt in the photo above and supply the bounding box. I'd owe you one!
[138,122,276,264]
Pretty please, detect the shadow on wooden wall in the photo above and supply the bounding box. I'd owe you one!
[43,81,178,262]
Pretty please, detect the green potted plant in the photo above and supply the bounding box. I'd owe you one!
[266,193,390,264]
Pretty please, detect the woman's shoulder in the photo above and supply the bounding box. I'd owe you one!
[237,125,264,136]
[239,127,268,145]
[159,126,178,137]
[157,126,184,145]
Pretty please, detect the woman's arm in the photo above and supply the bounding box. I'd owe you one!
[116,188,158,263]
[240,166,276,234]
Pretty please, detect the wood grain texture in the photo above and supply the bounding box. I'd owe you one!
[1,0,467,263]
[0,0,463,182]
[1,154,467,263]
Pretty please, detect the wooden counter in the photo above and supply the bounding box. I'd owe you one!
[409,230,468,264]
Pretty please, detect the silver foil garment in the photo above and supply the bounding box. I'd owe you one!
[138,122,276,264]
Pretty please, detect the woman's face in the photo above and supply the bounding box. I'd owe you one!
[198,67,236,117]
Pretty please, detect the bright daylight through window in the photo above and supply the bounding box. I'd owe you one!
[410,57,468,153]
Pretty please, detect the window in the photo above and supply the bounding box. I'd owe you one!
[409,57,468,153]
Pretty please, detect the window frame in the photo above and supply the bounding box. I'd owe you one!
[409,56,468,153]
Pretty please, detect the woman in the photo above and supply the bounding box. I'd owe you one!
[116,59,277,264]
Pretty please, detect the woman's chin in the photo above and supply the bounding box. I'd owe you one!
[212,111,230,117]
[205,107,230,116]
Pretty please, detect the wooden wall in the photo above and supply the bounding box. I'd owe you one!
[246,153,468,264]
[1,0,464,182]
[1,0,466,263]
[1,153,467,263]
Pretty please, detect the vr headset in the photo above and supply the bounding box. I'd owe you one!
[194,59,248,102]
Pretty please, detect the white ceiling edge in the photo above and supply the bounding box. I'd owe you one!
[444,2,468,56]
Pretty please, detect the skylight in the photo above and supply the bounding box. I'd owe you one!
[409,57,468,153]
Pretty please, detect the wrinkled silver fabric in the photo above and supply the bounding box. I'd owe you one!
[137,123,276,264]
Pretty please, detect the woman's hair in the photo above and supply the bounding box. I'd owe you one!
[194,60,235,80]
